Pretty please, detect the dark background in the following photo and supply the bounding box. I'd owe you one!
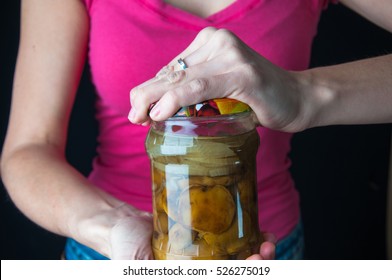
[1,1,391,259]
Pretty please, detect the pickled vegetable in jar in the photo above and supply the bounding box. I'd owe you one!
[145,100,261,260]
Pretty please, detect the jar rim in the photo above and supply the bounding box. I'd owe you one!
[154,110,253,124]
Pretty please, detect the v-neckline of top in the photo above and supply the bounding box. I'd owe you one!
[136,0,262,29]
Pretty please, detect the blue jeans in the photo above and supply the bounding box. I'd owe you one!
[275,220,305,260]
[64,238,109,260]
[64,220,304,260]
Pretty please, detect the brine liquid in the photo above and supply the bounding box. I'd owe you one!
[147,129,261,260]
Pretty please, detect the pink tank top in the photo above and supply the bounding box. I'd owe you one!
[82,0,334,240]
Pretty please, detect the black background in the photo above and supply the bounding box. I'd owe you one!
[1,1,391,259]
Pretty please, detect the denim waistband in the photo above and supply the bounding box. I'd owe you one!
[275,219,305,260]
[64,238,109,260]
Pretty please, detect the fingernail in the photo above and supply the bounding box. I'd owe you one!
[141,120,151,126]
[149,104,160,118]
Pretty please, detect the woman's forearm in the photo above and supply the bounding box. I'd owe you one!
[0,0,117,255]
[1,143,127,256]
[128,28,391,132]
[300,54,392,129]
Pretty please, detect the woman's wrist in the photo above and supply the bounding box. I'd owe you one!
[68,194,147,258]
[293,68,338,131]
[68,200,117,257]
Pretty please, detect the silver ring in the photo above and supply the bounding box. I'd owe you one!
[177,58,188,70]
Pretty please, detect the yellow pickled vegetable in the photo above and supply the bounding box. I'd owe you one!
[178,185,235,234]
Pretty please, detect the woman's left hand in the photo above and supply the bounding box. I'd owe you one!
[246,232,277,260]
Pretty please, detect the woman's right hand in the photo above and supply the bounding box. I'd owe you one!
[108,206,154,260]
[75,203,154,260]
[1,0,155,261]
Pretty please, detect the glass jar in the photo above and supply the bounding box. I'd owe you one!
[145,110,261,260]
